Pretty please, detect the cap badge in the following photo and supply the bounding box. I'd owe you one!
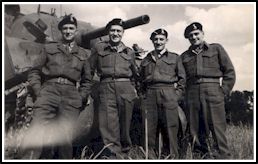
[193,24,197,30]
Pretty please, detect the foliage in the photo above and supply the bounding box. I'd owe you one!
[225,90,254,125]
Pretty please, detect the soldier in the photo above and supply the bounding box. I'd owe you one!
[140,28,186,159]
[87,18,139,158]
[19,14,91,159]
[181,22,236,159]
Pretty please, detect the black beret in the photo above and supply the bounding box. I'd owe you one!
[150,28,168,40]
[58,14,77,30]
[184,22,203,38]
[105,18,125,31]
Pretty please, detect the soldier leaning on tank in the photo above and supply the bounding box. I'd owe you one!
[139,29,186,159]
[86,18,139,159]
[181,22,236,159]
[18,15,92,159]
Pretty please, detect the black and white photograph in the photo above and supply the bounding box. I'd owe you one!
[2,2,256,162]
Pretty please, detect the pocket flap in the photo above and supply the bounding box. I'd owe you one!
[141,59,151,67]
[120,53,132,60]
[203,52,217,57]
[72,53,87,61]
[98,51,111,57]
[162,58,176,65]
[47,48,60,55]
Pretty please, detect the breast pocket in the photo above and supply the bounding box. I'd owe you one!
[118,53,131,69]
[160,59,176,75]
[47,50,63,66]
[182,56,195,74]
[141,60,153,77]
[98,51,113,68]
[203,52,220,68]
[71,54,86,72]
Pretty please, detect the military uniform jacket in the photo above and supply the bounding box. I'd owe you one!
[28,42,92,100]
[181,42,236,95]
[88,41,138,80]
[140,50,186,98]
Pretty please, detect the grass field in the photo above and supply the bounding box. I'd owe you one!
[75,122,254,160]
[226,123,254,159]
[4,122,254,160]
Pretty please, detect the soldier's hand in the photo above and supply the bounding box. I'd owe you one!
[82,97,90,108]
[86,97,91,106]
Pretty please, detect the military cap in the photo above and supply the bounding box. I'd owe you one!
[150,28,168,40]
[58,14,77,30]
[105,18,125,31]
[184,22,203,38]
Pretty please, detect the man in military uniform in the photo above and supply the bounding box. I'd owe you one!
[87,18,138,158]
[140,29,186,159]
[181,22,236,159]
[19,15,91,159]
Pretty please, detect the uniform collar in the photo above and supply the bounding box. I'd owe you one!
[149,49,168,62]
[158,48,167,56]
[189,41,209,55]
[104,41,127,53]
[152,48,168,58]
[189,41,209,51]
[58,41,79,53]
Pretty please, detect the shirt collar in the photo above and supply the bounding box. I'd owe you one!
[105,41,127,53]
[189,41,209,54]
[150,48,168,62]
[58,41,79,54]
[63,41,75,48]
[159,48,167,55]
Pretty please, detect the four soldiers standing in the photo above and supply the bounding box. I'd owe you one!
[19,14,235,159]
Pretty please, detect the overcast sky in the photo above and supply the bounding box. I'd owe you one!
[4,2,256,91]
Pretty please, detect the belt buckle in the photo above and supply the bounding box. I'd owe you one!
[196,77,203,84]
[57,77,67,84]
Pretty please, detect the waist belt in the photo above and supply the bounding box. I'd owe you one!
[188,77,220,85]
[147,82,175,88]
[100,77,131,82]
[45,77,76,86]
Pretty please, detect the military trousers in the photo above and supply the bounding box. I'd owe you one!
[19,82,81,159]
[186,83,231,158]
[98,81,137,155]
[142,87,179,159]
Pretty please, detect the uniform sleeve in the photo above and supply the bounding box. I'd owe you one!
[175,55,186,99]
[129,49,141,81]
[217,44,236,95]
[79,47,97,101]
[138,58,148,95]
[27,47,46,96]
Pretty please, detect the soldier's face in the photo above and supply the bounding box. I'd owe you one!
[61,24,77,42]
[152,34,167,51]
[109,25,124,44]
[188,29,204,46]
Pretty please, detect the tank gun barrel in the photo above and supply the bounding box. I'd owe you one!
[81,15,150,41]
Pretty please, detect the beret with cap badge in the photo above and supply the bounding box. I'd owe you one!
[105,18,125,31]
[58,14,77,31]
[184,22,203,38]
[150,28,168,40]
